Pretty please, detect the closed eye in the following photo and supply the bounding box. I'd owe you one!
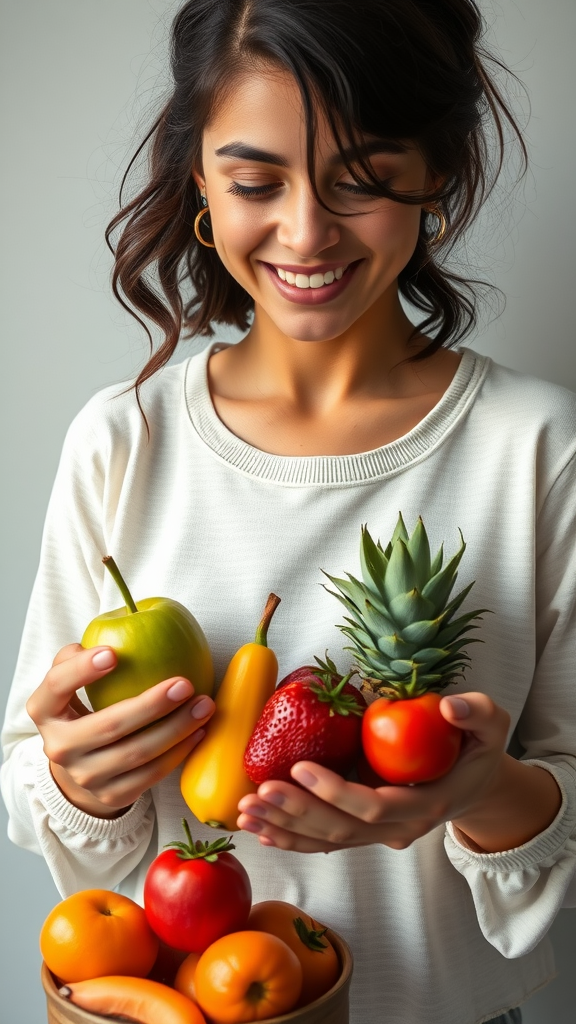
[225,178,393,200]
[226,182,281,198]
[337,178,393,196]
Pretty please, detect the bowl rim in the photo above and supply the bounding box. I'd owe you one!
[42,926,353,1023]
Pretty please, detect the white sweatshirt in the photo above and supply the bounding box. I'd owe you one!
[2,343,576,1024]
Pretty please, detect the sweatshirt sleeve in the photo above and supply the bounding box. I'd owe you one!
[0,396,156,897]
[444,451,576,958]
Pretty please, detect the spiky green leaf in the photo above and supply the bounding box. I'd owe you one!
[406,517,431,588]
[377,633,416,659]
[436,580,476,625]
[359,525,388,598]
[322,573,363,612]
[400,618,441,647]
[389,589,435,628]
[411,647,450,670]
[421,542,466,614]
[387,511,409,553]
[384,539,418,602]
[429,542,444,577]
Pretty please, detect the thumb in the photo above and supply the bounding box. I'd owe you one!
[440,692,510,746]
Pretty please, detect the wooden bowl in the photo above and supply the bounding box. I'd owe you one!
[42,927,353,1024]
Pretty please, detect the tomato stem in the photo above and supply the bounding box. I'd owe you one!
[164,818,237,861]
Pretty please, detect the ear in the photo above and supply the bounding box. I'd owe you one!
[424,168,445,198]
[191,167,205,193]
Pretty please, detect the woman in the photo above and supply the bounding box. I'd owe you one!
[2,3,575,1023]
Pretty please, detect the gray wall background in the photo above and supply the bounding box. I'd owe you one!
[1,1,574,1020]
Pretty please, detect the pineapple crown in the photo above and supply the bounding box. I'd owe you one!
[323,513,488,700]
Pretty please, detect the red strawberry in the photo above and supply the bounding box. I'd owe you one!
[244,655,366,784]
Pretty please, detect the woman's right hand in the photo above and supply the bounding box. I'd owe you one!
[26,644,215,818]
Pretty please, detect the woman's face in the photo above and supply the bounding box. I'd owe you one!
[195,67,432,344]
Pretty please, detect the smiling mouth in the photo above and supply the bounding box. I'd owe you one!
[273,264,348,289]
[261,259,362,302]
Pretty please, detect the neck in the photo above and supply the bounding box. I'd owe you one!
[234,287,425,412]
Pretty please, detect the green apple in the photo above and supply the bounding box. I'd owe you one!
[81,556,214,711]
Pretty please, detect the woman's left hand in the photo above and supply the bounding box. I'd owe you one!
[237,692,511,853]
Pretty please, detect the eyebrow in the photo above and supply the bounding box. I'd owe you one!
[214,138,409,167]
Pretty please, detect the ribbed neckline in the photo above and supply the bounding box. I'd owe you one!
[185,343,489,486]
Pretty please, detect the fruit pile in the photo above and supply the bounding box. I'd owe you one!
[41,821,342,1024]
[84,513,486,827]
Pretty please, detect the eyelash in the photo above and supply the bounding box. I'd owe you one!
[226,179,391,199]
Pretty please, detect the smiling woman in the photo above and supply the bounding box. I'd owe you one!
[106,0,525,411]
[2,4,576,1024]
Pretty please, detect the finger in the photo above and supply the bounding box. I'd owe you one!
[238,814,345,854]
[440,692,510,746]
[287,763,391,824]
[91,728,207,811]
[289,760,450,825]
[27,647,118,724]
[238,778,374,847]
[52,643,85,667]
[49,680,215,761]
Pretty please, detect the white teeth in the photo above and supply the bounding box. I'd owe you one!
[274,265,348,287]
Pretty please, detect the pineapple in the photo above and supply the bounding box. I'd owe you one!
[324,513,486,702]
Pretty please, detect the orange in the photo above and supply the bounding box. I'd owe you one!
[174,952,201,1002]
[194,930,302,1022]
[248,900,340,1006]
[40,888,159,983]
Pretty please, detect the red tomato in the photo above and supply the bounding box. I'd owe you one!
[143,821,252,954]
[361,692,462,784]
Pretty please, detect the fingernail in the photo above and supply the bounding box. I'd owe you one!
[444,696,470,719]
[191,696,214,719]
[167,679,193,702]
[291,767,318,788]
[92,649,115,670]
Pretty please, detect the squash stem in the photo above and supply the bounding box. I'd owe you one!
[102,556,138,614]
[254,593,281,647]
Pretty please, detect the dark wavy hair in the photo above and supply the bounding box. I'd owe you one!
[106,0,527,405]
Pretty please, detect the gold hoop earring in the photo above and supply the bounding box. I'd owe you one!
[426,205,447,245]
[194,206,216,248]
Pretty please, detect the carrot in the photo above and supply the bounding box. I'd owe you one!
[59,975,206,1024]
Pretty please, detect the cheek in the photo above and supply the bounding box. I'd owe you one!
[211,201,268,281]
[364,205,422,269]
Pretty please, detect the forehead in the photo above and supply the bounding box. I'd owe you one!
[206,67,313,141]
[204,66,415,166]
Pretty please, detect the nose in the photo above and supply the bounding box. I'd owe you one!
[275,183,341,257]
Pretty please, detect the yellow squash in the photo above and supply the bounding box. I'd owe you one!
[180,594,281,831]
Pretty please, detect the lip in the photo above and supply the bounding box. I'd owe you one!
[260,259,363,305]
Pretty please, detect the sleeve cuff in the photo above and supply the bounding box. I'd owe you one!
[445,759,575,869]
[35,747,152,841]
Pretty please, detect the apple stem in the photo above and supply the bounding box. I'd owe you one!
[102,556,138,614]
[254,593,281,647]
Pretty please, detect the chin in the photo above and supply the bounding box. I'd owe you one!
[272,311,359,344]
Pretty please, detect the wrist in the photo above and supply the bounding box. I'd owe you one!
[49,761,130,819]
[452,755,562,853]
